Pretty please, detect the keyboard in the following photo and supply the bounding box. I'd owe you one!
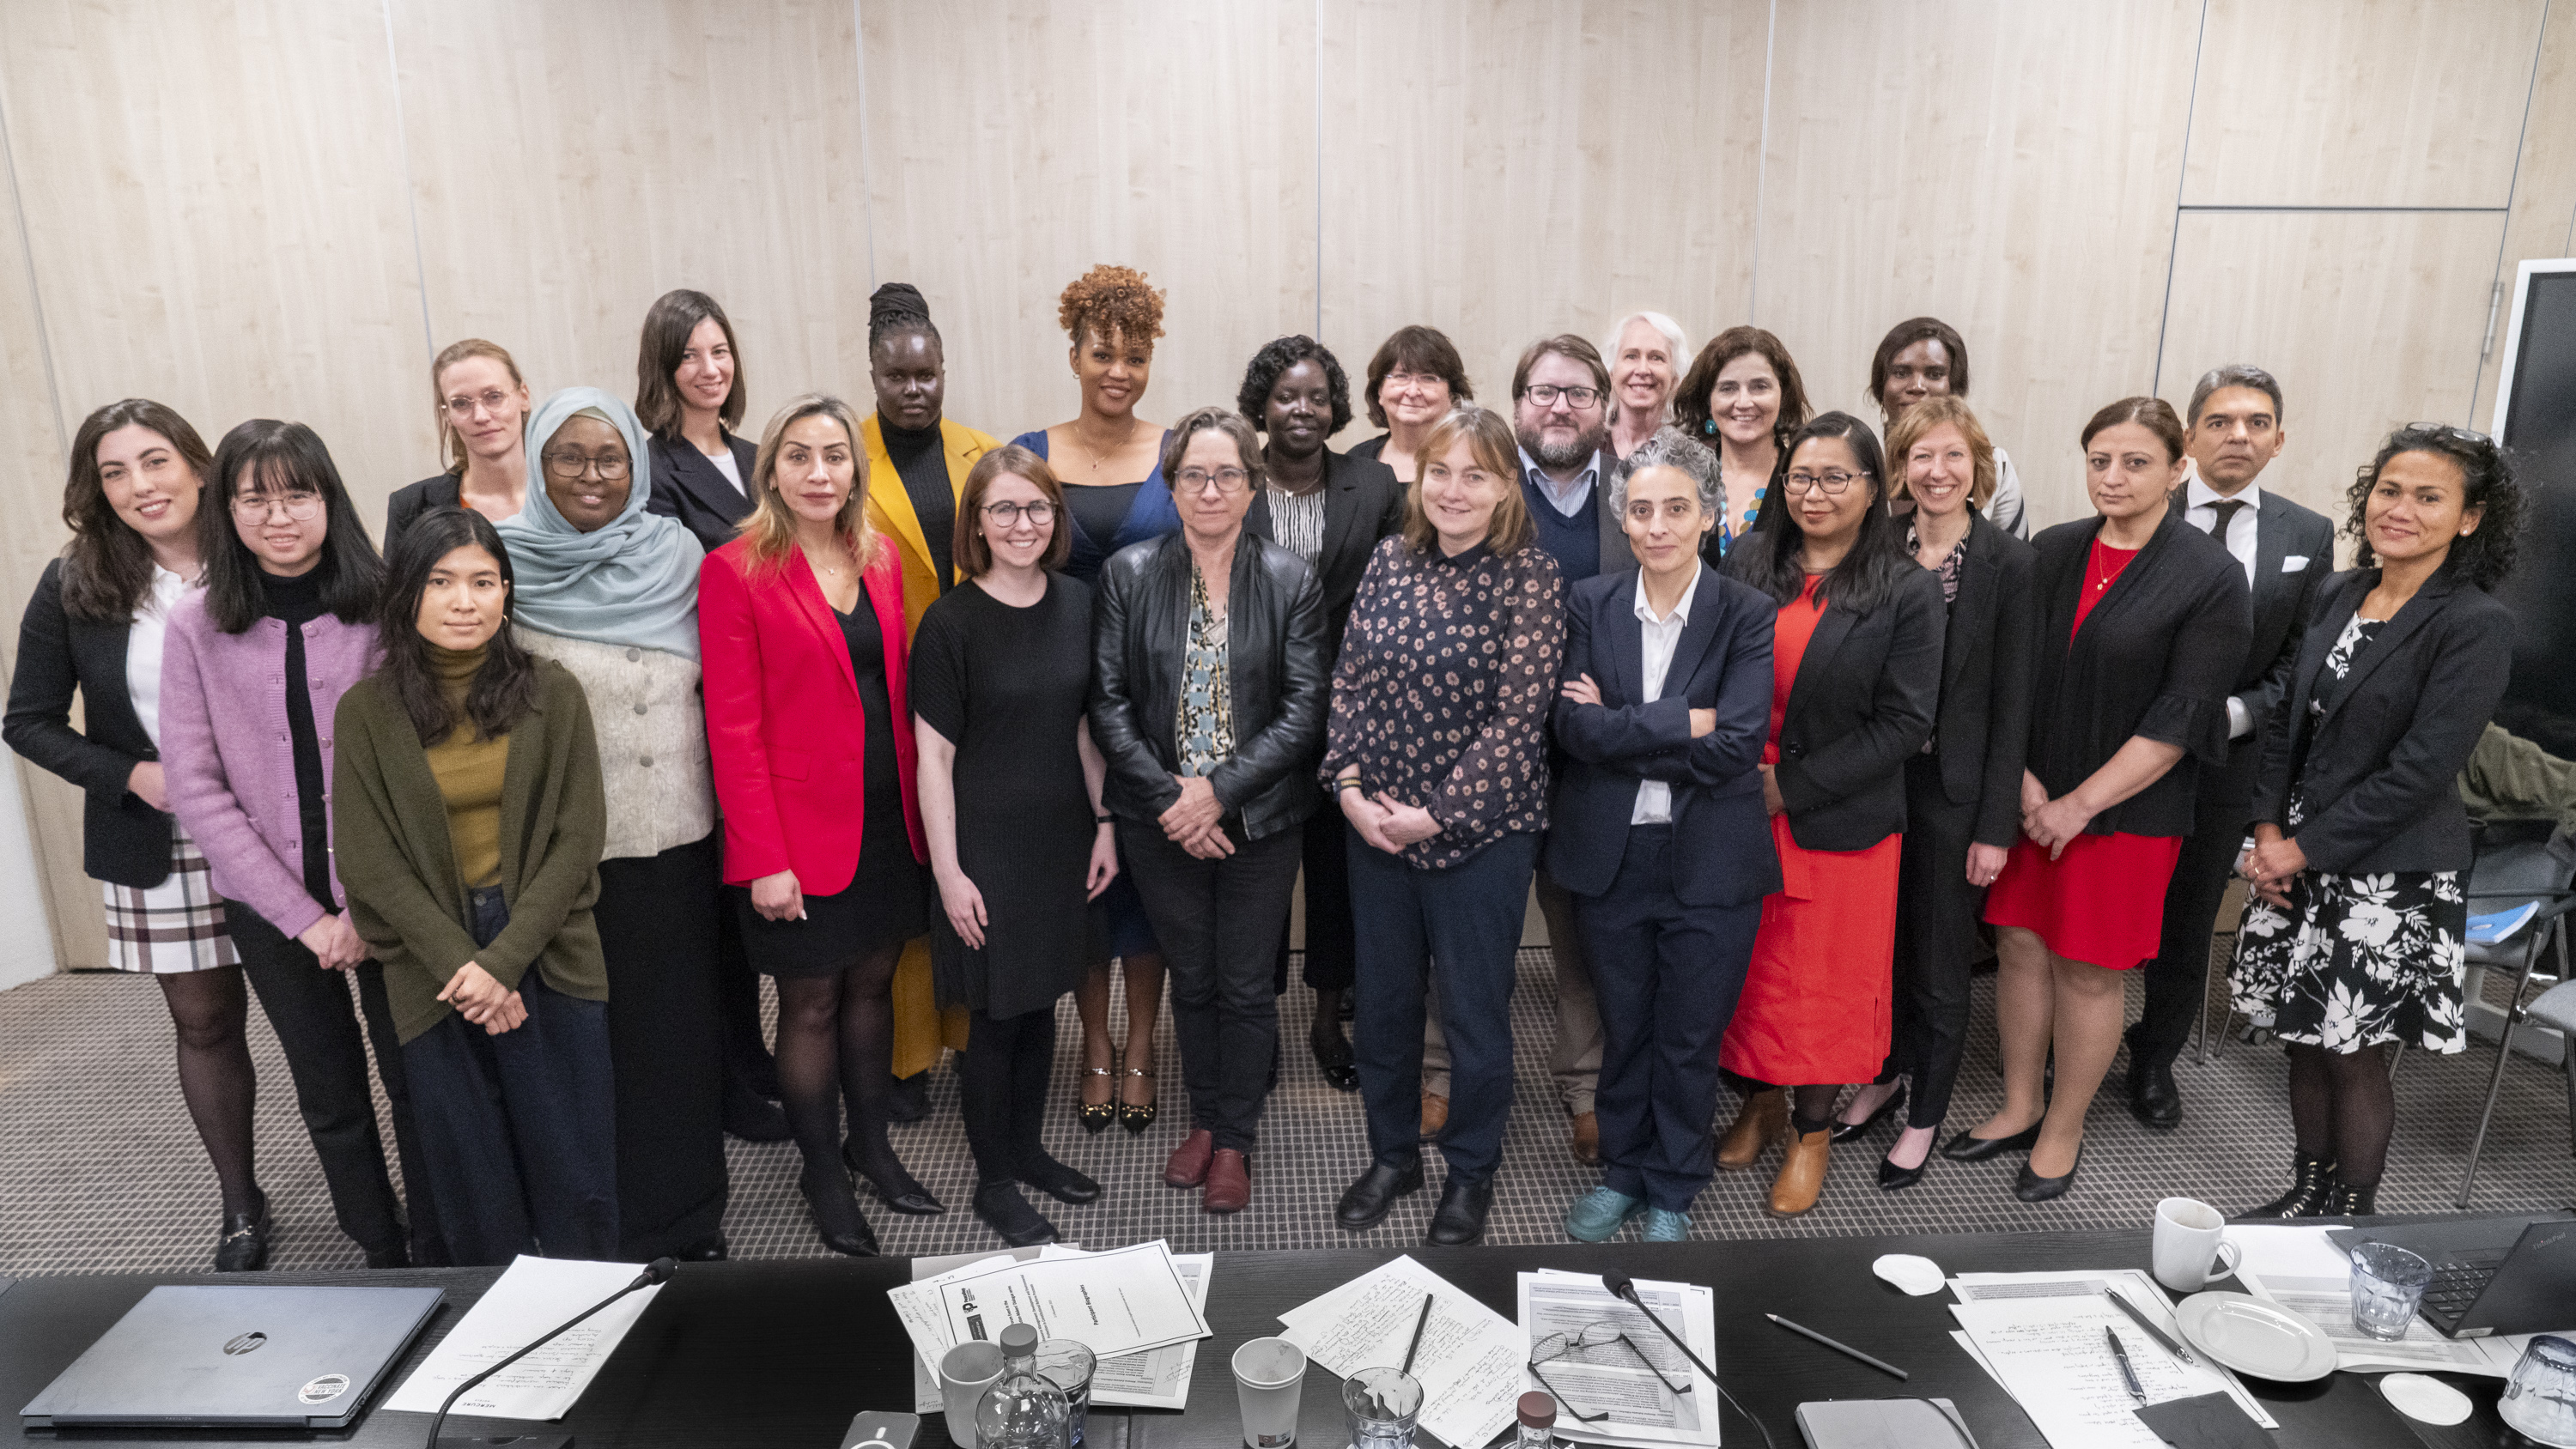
[2418,1250,2508,1332]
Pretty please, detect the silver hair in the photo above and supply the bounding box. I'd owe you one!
[1607,426,1722,518]
[1600,312,1689,409]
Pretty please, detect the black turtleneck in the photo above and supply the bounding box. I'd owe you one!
[260,568,334,907]
[883,419,956,594]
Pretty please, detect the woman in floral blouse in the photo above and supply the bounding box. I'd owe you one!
[1324,404,1567,1248]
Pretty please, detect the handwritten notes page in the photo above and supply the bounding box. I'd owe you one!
[1950,1296,2232,1449]
[383,1257,663,1421]
[1947,1267,2274,1428]
[1277,1256,1524,1449]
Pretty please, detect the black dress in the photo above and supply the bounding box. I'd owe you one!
[732,595,927,976]
[911,577,1099,1019]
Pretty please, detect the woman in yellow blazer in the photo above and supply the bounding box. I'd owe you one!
[860,282,1003,1107]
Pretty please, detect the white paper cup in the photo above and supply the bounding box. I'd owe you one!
[1232,1337,1309,1449]
[940,1341,1007,1446]
[2152,1196,2244,1294]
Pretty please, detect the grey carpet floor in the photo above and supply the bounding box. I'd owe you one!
[3,946,2571,1273]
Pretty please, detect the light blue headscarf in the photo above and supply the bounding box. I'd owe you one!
[498,387,706,659]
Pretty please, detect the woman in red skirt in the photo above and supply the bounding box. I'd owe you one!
[1713,413,1945,1218]
[1959,397,2251,1201]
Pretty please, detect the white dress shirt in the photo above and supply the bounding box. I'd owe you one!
[2184,474,2262,737]
[125,566,191,747]
[1519,446,1601,518]
[1629,568,1702,825]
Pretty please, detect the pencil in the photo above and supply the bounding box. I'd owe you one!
[1399,1294,1436,1375]
[1765,1313,1909,1381]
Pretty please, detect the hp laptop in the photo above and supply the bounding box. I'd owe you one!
[2331,1212,2576,1338]
[21,1283,443,1429]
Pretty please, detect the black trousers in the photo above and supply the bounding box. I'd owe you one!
[714,893,775,1094]
[1274,803,1357,993]
[960,1005,1058,1183]
[598,833,729,1258]
[1580,826,1762,1213]
[228,903,443,1263]
[1886,760,1984,1129]
[1120,819,1303,1154]
[2139,795,2251,1069]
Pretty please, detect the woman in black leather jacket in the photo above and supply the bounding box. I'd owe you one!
[1090,406,1329,1214]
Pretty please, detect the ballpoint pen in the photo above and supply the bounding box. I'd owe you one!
[1765,1313,1910,1381]
[2103,1286,2199,1367]
[2105,1325,2147,1404]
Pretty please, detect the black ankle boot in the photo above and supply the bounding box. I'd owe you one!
[2242,1155,2337,1219]
[2324,1179,2378,1216]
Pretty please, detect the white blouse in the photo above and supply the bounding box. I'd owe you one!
[125,566,191,747]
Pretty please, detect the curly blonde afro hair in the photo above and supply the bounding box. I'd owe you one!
[1058,264,1167,349]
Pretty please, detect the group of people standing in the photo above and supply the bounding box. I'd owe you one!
[8,268,2526,1264]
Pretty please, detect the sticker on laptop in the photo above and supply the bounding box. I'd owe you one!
[298,1375,351,1404]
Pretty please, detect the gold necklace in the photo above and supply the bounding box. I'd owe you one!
[1071,416,1139,474]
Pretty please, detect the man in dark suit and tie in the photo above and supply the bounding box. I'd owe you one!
[2129,365,2336,1126]
[1549,461,1779,1240]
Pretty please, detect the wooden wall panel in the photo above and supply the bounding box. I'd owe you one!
[2157,209,2507,526]
[1754,0,2202,533]
[392,0,870,483]
[1315,0,1767,433]
[2184,0,2544,209]
[2476,7,2576,423]
[861,0,1319,444]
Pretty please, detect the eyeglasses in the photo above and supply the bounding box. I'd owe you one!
[443,389,516,419]
[1524,384,1604,409]
[543,451,632,482]
[1527,1323,1693,1424]
[1175,467,1251,495]
[2402,422,2492,445]
[982,500,1056,525]
[231,490,323,523]
[1782,469,1868,495]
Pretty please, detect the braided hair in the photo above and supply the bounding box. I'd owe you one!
[868,282,939,352]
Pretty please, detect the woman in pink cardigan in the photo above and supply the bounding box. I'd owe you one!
[162,420,442,1269]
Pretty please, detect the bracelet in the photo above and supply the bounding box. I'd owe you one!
[1334,778,1364,795]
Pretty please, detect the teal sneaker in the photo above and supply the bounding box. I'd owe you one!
[1639,1208,1691,1242]
[1564,1186,1645,1241]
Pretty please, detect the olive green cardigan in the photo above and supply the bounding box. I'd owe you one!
[331,658,609,1043]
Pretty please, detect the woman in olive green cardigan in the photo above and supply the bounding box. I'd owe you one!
[332,506,616,1266]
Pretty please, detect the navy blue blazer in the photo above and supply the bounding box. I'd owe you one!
[1546,563,1781,906]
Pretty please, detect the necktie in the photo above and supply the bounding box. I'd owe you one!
[2202,498,2246,542]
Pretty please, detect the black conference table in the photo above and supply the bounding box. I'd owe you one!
[0,1226,2530,1449]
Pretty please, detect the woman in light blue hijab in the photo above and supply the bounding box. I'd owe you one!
[502,387,732,1261]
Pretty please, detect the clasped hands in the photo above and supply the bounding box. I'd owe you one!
[2018,769,2095,862]
[2238,824,2306,906]
[437,961,526,1035]
[1337,778,1441,855]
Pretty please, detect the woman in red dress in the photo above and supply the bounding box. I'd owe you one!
[1959,397,2250,1201]
[1714,413,1945,1218]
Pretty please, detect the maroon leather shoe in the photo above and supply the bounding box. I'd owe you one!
[1203,1149,1251,1213]
[1163,1129,1215,1188]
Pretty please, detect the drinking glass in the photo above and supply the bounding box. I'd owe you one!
[2500,1335,2576,1447]
[1342,1367,1424,1449]
[1036,1339,1097,1449]
[2348,1242,2433,1341]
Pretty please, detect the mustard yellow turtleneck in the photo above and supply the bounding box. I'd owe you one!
[424,645,508,889]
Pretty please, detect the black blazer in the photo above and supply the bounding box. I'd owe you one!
[2026,505,2252,839]
[647,431,760,554]
[1546,564,1782,906]
[1923,512,2038,848]
[383,473,460,551]
[2197,487,2336,804]
[2255,567,2513,875]
[1771,563,1947,852]
[3,559,172,887]
[1090,531,1331,841]
[1243,445,1406,656]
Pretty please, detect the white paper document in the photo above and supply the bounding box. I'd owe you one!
[1951,1296,2222,1449]
[1276,1255,1525,1449]
[2229,1225,2540,1377]
[1517,1270,1718,1448]
[383,1256,662,1421]
[1947,1268,2275,1428]
[905,1248,1041,1414]
[895,1245,1213,1411]
[933,1240,1207,1358]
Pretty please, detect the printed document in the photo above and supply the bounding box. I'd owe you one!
[384,1256,662,1421]
[931,1240,1206,1357]
[893,1244,1213,1409]
[1277,1255,1524,1449]
[1516,1270,1717,1448]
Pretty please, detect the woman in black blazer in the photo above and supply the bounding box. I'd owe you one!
[1236,336,1405,1091]
[1969,397,2251,1202]
[2230,425,2523,1218]
[3,399,270,1268]
[385,339,532,548]
[1712,412,1944,1220]
[1833,397,2035,1191]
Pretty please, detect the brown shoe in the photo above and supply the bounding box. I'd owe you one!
[1164,1129,1215,1188]
[1419,1093,1449,1141]
[1767,1128,1832,1218]
[1203,1149,1250,1213]
[1716,1088,1786,1171]
[1571,1111,1601,1166]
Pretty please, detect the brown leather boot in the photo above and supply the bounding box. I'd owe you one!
[1419,1093,1449,1140]
[1716,1088,1785,1171]
[1570,1111,1601,1165]
[1768,1128,1832,1218]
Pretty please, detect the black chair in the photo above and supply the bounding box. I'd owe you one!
[2455,822,2576,1207]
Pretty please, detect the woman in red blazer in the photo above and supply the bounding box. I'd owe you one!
[699,394,933,1257]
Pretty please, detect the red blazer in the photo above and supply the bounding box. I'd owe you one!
[699,537,927,893]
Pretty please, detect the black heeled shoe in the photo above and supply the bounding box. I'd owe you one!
[1311,1024,1358,1092]
[973,1181,1059,1247]
[1078,1050,1118,1134]
[887,1070,932,1125]
[799,1167,880,1257]
[2014,1146,2082,1203]
[1830,1084,1907,1143]
[1877,1152,1929,1191]
[1018,1152,1103,1205]
[843,1140,947,1216]
[1119,1064,1158,1134]
[214,1190,271,1272]
[1941,1121,2041,1162]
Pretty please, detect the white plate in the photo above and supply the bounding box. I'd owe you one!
[2175,1291,2338,1382]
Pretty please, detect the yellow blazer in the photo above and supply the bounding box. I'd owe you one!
[863,414,1001,640]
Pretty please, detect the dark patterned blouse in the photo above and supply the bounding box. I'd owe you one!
[1321,537,1566,870]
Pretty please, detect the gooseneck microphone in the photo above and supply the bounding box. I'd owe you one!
[424,1257,676,1449]
[1601,1274,1774,1449]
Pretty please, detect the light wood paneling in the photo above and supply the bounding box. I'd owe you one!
[2158,209,2506,528]
[2184,0,2545,209]
[1316,0,1767,430]
[2476,7,2576,422]
[392,0,872,474]
[1755,0,2202,532]
[862,0,1320,443]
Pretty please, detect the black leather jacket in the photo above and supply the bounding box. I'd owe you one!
[1089,530,1330,841]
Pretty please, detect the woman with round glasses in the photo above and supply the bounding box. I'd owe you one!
[1090,407,1328,1215]
[388,339,532,548]
[1350,325,1474,487]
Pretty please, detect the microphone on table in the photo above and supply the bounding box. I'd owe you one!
[1603,1275,1776,1449]
[424,1257,677,1449]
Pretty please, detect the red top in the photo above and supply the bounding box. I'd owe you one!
[1761,575,1828,765]
[2070,537,2140,638]
[697,537,927,892]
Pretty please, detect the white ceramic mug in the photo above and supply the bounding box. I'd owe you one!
[2154,1196,2245,1293]
[940,1341,1008,1446]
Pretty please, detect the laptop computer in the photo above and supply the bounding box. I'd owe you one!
[2330,1213,2576,1338]
[21,1283,444,1429]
